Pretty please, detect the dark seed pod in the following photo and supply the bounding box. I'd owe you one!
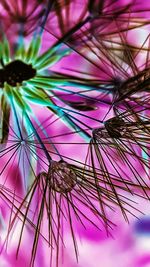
[0,69,5,87]
[47,160,77,193]
[0,60,36,87]
[104,117,125,139]
[92,127,109,140]
[93,117,125,140]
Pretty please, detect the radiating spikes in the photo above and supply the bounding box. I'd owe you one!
[35,48,70,71]
[3,155,150,263]
[25,36,41,64]
[33,45,58,68]
[2,37,10,65]
[34,15,91,68]
[0,93,11,145]
[0,1,150,266]
[15,42,26,61]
